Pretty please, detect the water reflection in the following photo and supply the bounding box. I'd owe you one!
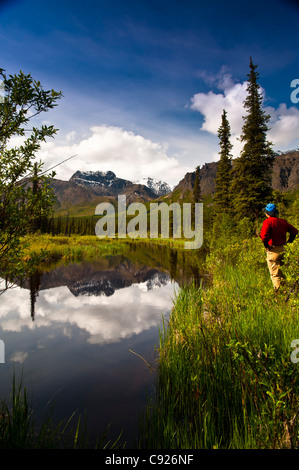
[0,248,187,447]
[29,270,41,321]
[1,259,177,344]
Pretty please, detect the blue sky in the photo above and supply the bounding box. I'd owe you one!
[1,0,299,185]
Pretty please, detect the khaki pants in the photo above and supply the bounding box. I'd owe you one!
[266,245,285,291]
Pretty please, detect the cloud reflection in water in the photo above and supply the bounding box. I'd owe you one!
[0,270,178,345]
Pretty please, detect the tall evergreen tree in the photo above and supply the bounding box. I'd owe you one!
[192,165,201,229]
[193,165,201,203]
[231,58,275,220]
[214,109,233,213]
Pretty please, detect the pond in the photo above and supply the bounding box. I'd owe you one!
[0,242,201,448]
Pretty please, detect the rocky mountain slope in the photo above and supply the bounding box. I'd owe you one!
[49,171,172,211]
[271,150,299,192]
[69,170,158,200]
[167,150,299,199]
[70,170,173,198]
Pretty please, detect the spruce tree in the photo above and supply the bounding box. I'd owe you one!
[214,109,232,214]
[192,165,201,229]
[231,58,275,220]
[193,165,201,204]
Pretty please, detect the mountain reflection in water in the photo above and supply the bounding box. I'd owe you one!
[2,256,177,343]
[22,256,176,325]
[0,246,195,447]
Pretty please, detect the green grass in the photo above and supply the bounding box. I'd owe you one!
[22,234,129,265]
[22,233,207,271]
[138,237,299,449]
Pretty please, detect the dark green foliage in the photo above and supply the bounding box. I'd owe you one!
[192,165,201,204]
[214,109,233,214]
[41,214,97,236]
[191,165,201,229]
[230,58,275,220]
[0,67,62,276]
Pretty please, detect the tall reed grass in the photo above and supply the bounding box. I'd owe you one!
[139,237,299,449]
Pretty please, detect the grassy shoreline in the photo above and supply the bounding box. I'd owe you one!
[138,235,299,449]
[22,233,189,262]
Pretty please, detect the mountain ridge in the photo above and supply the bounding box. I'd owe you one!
[48,149,299,214]
[164,149,299,201]
[49,171,172,213]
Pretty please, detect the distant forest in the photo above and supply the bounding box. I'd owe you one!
[39,213,97,236]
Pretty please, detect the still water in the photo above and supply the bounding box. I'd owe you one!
[0,244,198,448]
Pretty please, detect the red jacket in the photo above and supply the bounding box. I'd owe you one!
[260,216,298,247]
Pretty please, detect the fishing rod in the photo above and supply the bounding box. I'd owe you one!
[4,154,77,187]
[0,154,77,199]
[38,154,77,177]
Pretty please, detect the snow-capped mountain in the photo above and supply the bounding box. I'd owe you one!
[70,170,118,188]
[133,177,173,196]
[69,171,173,198]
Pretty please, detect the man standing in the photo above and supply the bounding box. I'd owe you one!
[260,203,298,291]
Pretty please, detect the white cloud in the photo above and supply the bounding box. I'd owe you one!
[196,65,236,91]
[190,70,299,157]
[267,103,299,149]
[11,351,28,363]
[190,81,248,158]
[0,281,176,345]
[38,125,194,186]
[65,130,77,142]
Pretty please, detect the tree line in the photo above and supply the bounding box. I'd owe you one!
[38,213,97,236]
